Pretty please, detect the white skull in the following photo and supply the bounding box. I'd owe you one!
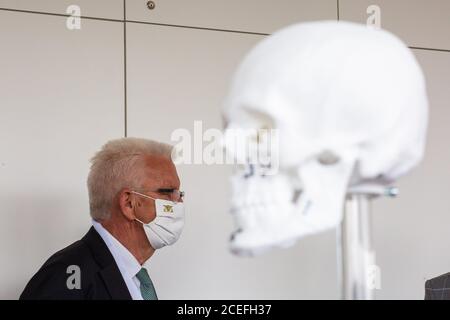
[222,21,428,256]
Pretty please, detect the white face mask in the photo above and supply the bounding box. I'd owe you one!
[131,191,185,249]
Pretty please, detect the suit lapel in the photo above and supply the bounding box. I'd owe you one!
[99,263,133,300]
[82,227,132,300]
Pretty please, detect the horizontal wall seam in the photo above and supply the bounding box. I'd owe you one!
[1,8,450,52]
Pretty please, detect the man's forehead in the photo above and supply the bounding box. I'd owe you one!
[142,155,179,186]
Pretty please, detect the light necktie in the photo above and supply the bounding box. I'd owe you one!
[135,268,158,300]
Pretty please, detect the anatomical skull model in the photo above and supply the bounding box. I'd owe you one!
[222,21,428,256]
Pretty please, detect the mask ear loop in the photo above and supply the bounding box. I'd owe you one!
[130,191,157,224]
[135,217,146,225]
[130,190,157,201]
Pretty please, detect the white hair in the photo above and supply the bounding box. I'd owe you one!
[87,137,173,220]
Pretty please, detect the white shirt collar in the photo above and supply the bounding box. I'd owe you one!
[92,220,145,299]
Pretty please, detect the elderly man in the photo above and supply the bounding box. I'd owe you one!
[20,138,185,300]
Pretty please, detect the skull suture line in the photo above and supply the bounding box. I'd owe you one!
[222,21,428,256]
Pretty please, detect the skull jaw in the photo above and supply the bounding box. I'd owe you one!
[229,197,345,257]
[230,228,299,257]
[229,210,317,257]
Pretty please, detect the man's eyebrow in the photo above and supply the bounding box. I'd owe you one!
[157,188,176,193]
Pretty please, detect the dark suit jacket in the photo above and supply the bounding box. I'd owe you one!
[425,272,450,300]
[20,227,132,300]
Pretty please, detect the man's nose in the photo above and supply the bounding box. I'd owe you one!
[172,190,184,202]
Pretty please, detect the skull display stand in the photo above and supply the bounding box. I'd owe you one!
[337,185,398,300]
[222,21,429,299]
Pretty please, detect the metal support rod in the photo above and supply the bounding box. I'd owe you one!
[339,194,374,300]
[337,185,397,300]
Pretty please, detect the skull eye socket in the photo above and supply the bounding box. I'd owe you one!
[233,164,250,176]
[233,163,274,179]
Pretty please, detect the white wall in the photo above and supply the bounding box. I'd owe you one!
[0,0,449,299]
[0,7,124,299]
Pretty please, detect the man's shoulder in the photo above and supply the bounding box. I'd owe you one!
[20,228,102,300]
[35,228,101,277]
[44,236,93,267]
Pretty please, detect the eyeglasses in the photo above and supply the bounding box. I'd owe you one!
[133,188,185,202]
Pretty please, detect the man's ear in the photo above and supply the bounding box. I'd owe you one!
[119,189,139,221]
